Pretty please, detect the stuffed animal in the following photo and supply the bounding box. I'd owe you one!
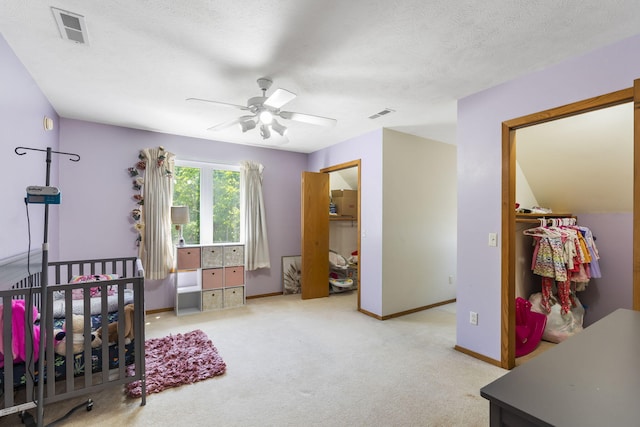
[95,304,135,346]
[54,314,99,355]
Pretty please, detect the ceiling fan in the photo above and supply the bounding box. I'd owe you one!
[187,77,337,140]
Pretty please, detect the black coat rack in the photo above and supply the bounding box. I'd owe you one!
[14,146,80,427]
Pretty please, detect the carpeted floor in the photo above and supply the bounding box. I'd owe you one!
[1,292,507,427]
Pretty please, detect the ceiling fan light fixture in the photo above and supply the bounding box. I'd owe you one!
[271,119,288,137]
[239,119,256,132]
[259,110,273,125]
[260,124,271,139]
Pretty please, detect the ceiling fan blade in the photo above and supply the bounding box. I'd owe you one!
[264,88,296,109]
[207,115,254,131]
[186,97,250,111]
[279,111,337,127]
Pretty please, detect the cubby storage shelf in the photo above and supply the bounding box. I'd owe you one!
[174,244,246,316]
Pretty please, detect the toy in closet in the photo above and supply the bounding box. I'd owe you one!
[329,218,358,293]
[328,249,357,293]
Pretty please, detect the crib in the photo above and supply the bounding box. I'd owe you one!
[0,256,146,422]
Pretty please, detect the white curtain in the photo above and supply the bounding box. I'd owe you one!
[241,161,270,270]
[140,147,175,279]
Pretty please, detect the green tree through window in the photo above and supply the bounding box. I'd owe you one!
[172,166,200,244]
[212,169,240,242]
[172,162,240,245]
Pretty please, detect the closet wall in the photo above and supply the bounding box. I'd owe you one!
[330,222,358,260]
[572,212,632,326]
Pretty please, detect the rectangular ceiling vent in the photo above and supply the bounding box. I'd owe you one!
[368,108,395,119]
[51,7,89,44]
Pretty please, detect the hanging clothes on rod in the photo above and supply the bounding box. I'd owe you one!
[523,216,601,315]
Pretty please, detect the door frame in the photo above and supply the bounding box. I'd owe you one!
[321,159,362,310]
[500,84,639,369]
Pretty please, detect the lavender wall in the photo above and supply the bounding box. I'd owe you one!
[457,33,640,361]
[0,33,59,264]
[575,213,633,327]
[58,118,306,310]
[308,130,384,315]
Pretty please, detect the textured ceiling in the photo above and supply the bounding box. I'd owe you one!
[2,1,640,153]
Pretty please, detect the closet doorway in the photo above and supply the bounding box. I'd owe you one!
[301,160,361,309]
[327,164,360,302]
[500,82,640,369]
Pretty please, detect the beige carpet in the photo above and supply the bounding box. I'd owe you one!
[2,292,507,427]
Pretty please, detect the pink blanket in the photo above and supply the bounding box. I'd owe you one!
[0,300,40,368]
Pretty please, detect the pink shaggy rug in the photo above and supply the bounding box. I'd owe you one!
[125,329,226,397]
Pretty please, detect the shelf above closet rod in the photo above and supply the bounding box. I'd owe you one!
[515,212,575,224]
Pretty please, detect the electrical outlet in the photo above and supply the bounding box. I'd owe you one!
[448,275,454,285]
[470,311,478,325]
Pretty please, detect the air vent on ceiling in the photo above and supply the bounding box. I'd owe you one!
[368,108,395,119]
[51,7,89,44]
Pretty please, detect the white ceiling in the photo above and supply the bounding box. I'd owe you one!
[2,1,640,153]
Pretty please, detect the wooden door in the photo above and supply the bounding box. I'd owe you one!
[301,171,329,299]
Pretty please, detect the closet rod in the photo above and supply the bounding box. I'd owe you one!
[515,212,575,224]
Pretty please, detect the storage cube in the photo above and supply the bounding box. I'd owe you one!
[176,291,201,315]
[175,244,246,315]
[176,247,201,270]
[202,289,223,310]
[224,286,244,308]
[202,268,223,289]
[201,245,224,268]
[224,245,244,266]
[176,270,200,292]
[224,266,245,287]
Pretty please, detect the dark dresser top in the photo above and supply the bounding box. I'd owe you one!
[481,308,640,427]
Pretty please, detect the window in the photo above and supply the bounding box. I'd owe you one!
[172,160,241,245]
